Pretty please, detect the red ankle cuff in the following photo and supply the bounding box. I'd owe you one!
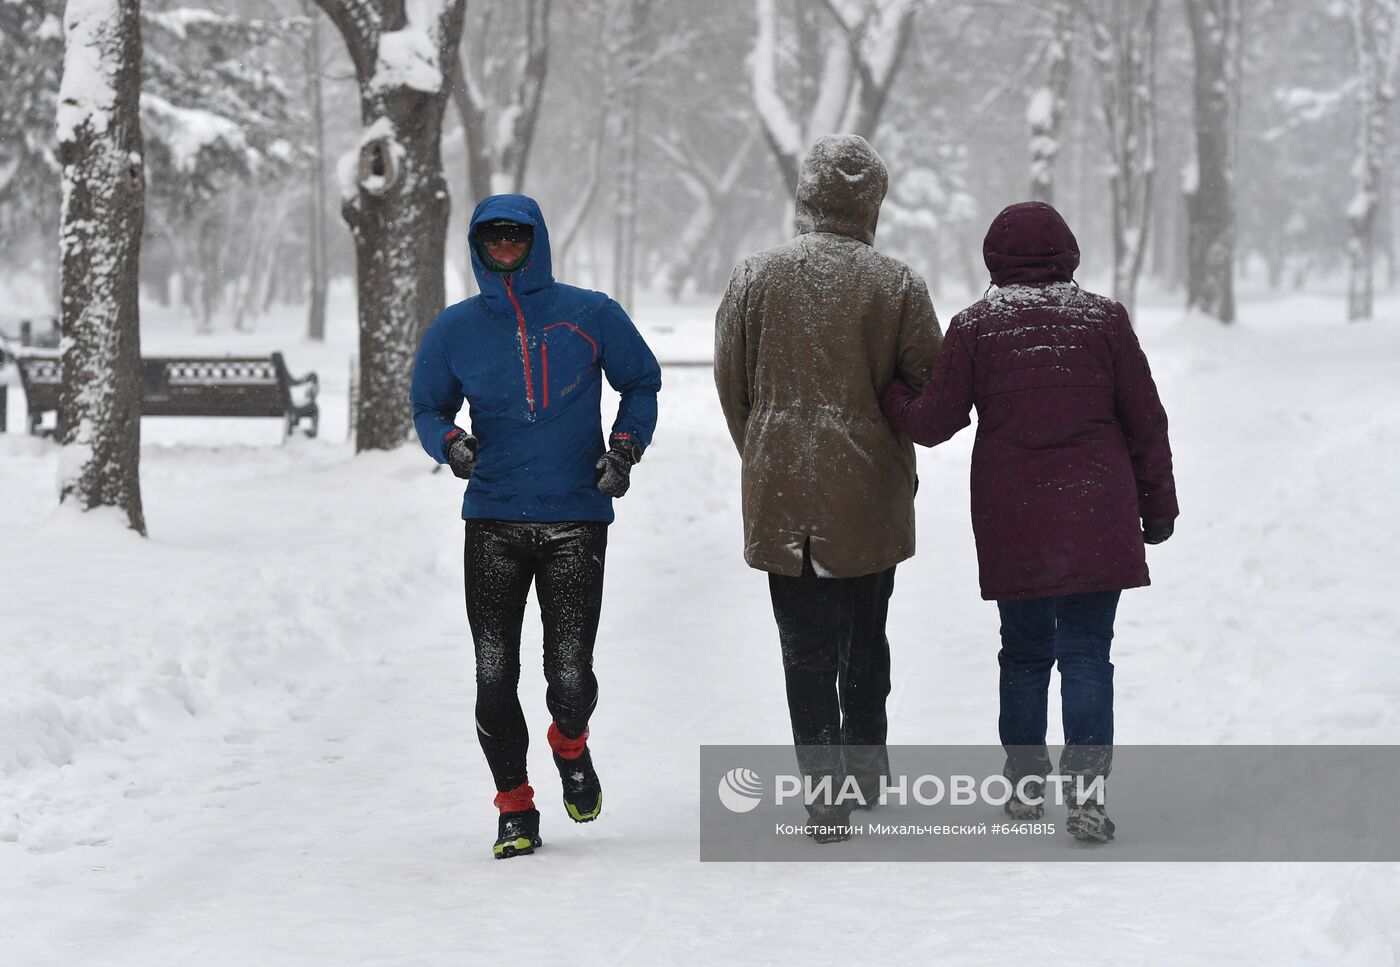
[547,722,589,760]
[494,781,535,813]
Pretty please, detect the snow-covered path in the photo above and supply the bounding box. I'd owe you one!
[3,296,1399,964]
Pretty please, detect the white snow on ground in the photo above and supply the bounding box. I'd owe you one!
[2,282,1399,964]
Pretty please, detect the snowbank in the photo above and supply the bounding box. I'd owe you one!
[2,288,1398,963]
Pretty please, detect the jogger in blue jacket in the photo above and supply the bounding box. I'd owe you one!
[410,194,661,859]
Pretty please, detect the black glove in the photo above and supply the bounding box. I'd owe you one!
[595,439,640,498]
[1142,519,1174,545]
[446,430,478,480]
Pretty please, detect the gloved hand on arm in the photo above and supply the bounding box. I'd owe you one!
[445,428,479,480]
[595,438,641,498]
[1142,519,1174,545]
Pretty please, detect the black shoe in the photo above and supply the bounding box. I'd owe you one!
[493,808,542,859]
[554,749,602,823]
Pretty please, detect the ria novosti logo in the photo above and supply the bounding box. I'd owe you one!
[716,765,1108,812]
[717,767,764,813]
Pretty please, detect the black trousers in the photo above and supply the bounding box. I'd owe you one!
[767,543,896,799]
[464,519,607,792]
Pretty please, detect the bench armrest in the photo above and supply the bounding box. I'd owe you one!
[288,369,319,400]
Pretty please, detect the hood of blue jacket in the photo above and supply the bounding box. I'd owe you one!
[469,194,554,313]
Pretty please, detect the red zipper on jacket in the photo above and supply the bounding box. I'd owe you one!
[542,341,549,408]
[504,273,535,412]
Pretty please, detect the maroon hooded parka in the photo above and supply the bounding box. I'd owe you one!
[881,202,1178,601]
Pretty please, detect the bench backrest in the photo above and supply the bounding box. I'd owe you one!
[17,354,296,418]
[141,356,291,417]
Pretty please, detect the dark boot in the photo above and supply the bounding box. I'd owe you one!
[494,808,542,859]
[553,748,602,822]
[1066,789,1115,843]
[549,722,602,822]
[1004,778,1046,821]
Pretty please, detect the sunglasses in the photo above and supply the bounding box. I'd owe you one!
[476,221,534,246]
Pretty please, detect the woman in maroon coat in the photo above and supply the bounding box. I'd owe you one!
[881,201,1178,843]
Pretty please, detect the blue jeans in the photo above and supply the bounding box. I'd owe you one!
[996,590,1121,783]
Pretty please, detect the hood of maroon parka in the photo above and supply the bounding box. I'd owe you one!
[982,201,1080,286]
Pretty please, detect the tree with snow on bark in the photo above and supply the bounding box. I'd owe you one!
[315,0,466,450]
[55,0,147,533]
[1183,0,1241,324]
[1344,0,1400,321]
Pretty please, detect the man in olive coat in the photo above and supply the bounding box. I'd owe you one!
[714,135,942,834]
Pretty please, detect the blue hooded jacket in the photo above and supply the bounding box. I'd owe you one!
[410,194,662,522]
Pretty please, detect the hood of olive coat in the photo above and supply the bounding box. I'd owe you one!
[794,135,888,246]
[983,201,1080,286]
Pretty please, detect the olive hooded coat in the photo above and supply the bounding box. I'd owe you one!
[714,135,943,578]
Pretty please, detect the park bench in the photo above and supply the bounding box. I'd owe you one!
[12,352,319,439]
[0,317,60,432]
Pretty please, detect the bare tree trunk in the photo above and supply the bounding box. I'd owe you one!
[56,0,146,534]
[556,0,685,273]
[752,0,921,198]
[657,129,758,300]
[315,0,466,450]
[1171,186,1190,290]
[1346,0,1400,321]
[612,90,638,309]
[262,249,281,313]
[239,197,291,329]
[1083,0,1159,314]
[608,0,650,310]
[1184,0,1240,323]
[452,0,551,200]
[1029,2,1073,203]
[1386,156,1398,289]
[554,103,611,265]
[451,0,551,288]
[835,0,918,137]
[449,52,492,206]
[196,206,230,330]
[500,0,551,191]
[232,193,269,332]
[305,0,329,341]
[612,66,638,306]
